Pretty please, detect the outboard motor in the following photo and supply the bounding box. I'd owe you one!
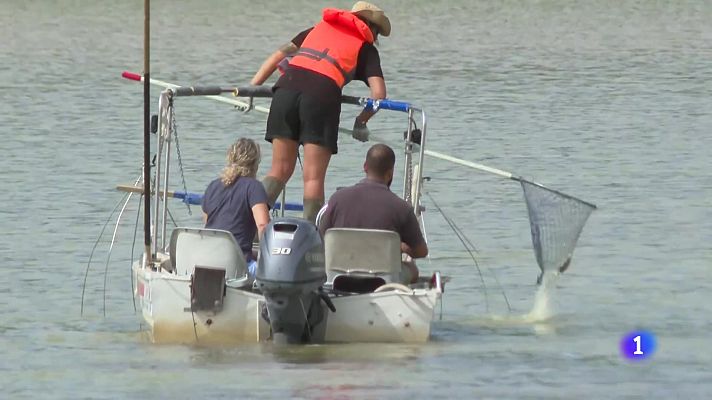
[255,218,329,344]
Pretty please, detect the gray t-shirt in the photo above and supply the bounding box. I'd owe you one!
[319,178,425,250]
[202,177,268,261]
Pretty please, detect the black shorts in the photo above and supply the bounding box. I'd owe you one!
[265,87,342,154]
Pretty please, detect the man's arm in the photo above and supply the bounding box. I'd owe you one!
[250,42,298,85]
[399,207,429,258]
[400,240,428,259]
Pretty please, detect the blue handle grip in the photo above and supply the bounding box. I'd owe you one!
[363,98,411,113]
[274,201,304,211]
[341,95,411,113]
[172,191,202,205]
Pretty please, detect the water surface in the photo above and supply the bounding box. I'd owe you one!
[1,0,710,398]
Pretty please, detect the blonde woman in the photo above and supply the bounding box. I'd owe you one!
[202,138,270,276]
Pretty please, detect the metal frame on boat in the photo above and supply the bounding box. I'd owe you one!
[124,85,444,344]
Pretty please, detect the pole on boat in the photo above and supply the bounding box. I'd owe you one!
[142,0,152,266]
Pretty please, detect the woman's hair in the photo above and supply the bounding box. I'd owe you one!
[220,138,261,185]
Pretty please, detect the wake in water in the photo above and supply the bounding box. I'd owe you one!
[487,271,560,323]
[522,271,560,322]
[442,271,563,337]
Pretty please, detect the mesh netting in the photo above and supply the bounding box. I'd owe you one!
[520,180,595,274]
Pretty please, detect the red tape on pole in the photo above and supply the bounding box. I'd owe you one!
[122,71,142,81]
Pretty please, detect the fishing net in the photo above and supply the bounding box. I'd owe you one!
[520,180,596,275]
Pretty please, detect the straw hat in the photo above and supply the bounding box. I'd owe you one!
[351,1,391,37]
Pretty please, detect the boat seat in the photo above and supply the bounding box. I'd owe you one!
[169,227,250,287]
[324,228,402,291]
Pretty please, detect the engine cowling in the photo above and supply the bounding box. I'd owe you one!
[255,218,327,344]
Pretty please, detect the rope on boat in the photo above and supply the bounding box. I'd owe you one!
[102,190,136,317]
[81,178,137,316]
[81,193,127,315]
[170,99,191,216]
[420,208,446,320]
[423,192,488,312]
[299,298,313,342]
[191,309,199,343]
[129,193,143,313]
[166,206,179,229]
[425,192,513,313]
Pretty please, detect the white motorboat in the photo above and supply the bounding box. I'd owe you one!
[120,83,445,344]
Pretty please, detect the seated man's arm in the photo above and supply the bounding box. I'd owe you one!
[400,240,428,259]
[400,208,429,258]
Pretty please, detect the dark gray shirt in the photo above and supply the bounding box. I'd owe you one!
[202,177,268,261]
[319,178,425,250]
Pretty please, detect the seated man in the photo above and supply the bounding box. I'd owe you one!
[318,143,428,284]
[202,138,270,277]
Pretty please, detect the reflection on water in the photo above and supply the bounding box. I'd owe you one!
[188,342,425,366]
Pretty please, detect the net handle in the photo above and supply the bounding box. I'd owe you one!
[425,149,597,209]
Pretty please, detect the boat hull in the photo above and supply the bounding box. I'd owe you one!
[133,261,441,344]
[134,263,269,344]
[326,288,439,343]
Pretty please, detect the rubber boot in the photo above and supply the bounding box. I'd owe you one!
[256,176,286,244]
[262,176,285,207]
[303,198,324,224]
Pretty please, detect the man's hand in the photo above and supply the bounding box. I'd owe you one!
[352,118,370,142]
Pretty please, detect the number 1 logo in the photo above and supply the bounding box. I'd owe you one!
[620,330,656,360]
[633,335,643,355]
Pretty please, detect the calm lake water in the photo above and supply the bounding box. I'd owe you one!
[1,0,711,398]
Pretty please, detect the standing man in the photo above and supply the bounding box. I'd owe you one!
[250,2,391,222]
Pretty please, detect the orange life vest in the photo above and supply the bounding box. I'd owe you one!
[289,8,375,88]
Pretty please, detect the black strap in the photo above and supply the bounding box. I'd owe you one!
[294,47,353,83]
